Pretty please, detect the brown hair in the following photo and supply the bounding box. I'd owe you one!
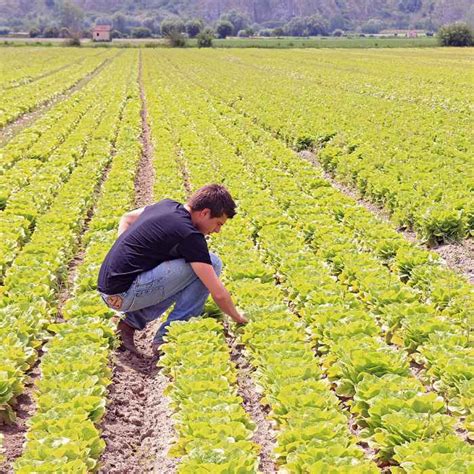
[187,184,236,218]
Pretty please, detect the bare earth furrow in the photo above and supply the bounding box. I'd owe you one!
[224,326,278,473]
[98,51,176,474]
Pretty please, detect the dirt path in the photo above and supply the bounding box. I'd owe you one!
[299,150,474,283]
[134,52,155,209]
[98,322,176,474]
[224,325,278,473]
[177,148,193,197]
[0,53,118,147]
[98,53,176,474]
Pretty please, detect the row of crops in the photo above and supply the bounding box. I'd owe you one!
[143,50,473,471]
[156,48,473,245]
[0,50,141,471]
[0,48,472,471]
[0,48,116,128]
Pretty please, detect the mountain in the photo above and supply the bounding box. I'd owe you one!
[1,0,472,31]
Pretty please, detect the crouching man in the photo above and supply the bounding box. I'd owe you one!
[98,184,247,356]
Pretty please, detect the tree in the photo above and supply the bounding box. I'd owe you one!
[215,20,233,38]
[220,9,250,35]
[95,16,112,26]
[185,18,203,38]
[166,30,187,47]
[112,12,128,34]
[29,27,41,37]
[438,22,473,46]
[43,26,59,38]
[161,18,185,37]
[361,18,384,34]
[330,14,350,31]
[272,27,284,37]
[64,32,81,46]
[59,26,71,38]
[143,18,159,34]
[307,14,329,35]
[58,0,84,31]
[284,17,308,36]
[398,0,422,13]
[197,27,214,47]
[131,26,152,38]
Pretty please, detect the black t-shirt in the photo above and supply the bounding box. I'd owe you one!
[98,199,211,294]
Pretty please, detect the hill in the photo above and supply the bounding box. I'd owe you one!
[0,0,472,32]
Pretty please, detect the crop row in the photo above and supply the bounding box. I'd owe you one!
[144,53,381,471]
[140,54,262,473]
[13,53,143,472]
[0,51,122,208]
[160,51,473,429]
[158,49,473,244]
[212,98,473,443]
[0,48,103,90]
[0,49,115,129]
[148,82,371,471]
[0,52,138,433]
[0,53,133,283]
[215,111,473,442]
[0,51,118,176]
[160,319,260,472]
[144,50,473,470]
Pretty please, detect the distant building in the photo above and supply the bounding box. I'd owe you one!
[92,24,111,42]
[380,29,423,37]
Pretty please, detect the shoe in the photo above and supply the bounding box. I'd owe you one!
[117,320,140,355]
[151,340,164,357]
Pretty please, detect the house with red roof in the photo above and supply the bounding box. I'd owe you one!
[92,24,111,42]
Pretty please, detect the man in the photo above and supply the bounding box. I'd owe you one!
[98,184,247,356]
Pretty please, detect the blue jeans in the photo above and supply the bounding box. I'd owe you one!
[101,253,222,343]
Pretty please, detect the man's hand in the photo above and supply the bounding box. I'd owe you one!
[191,262,247,324]
[232,312,248,324]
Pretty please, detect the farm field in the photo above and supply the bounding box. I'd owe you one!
[0,47,473,473]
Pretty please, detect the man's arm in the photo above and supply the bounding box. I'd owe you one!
[190,262,248,324]
[118,207,145,236]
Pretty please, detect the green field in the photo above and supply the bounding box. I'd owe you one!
[1,35,438,48]
[1,47,472,473]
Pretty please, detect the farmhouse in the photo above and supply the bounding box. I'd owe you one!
[92,24,111,42]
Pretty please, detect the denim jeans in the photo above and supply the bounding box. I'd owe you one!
[101,253,222,343]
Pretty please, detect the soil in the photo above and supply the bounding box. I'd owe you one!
[0,360,40,474]
[224,325,278,473]
[178,149,193,197]
[298,150,474,283]
[98,322,177,474]
[135,52,155,209]
[0,53,118,147]
[98,52,176,474]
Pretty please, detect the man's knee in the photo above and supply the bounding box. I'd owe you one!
[210,253,223,276]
